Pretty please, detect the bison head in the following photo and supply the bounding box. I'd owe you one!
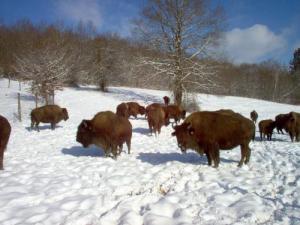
[62,108,69,121]
[139,106,146,115]
[171,122,197,153]
[76,120,93,148]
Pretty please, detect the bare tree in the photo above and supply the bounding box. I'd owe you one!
[14,40,73,105]
[134,0,224,105]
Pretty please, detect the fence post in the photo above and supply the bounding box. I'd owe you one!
[17,93,22,122]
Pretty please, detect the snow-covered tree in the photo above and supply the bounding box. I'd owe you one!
[134,0,224,105]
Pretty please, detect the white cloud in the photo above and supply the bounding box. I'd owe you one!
[56,0,102,28]
[221,24,286,64]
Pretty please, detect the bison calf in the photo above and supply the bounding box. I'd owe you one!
[250,110,258,124]
[76,111,132,158]
[258,119,276,141]
[0,115,11,170]
[31,105,69,131]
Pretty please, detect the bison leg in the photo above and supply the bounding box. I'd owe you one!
[31,120,34,130]
[35,122,40,132]
[118,144,123,155]
[111,145,118,159]
[289,132,294,142]
[209,144,220,168]
[205,150,212,166]
[126,139,131,154]
[0,147,4,170]
[244,145,251,164]
[260,131,263,141]
[238,144,248,167]
[51,123,56,130]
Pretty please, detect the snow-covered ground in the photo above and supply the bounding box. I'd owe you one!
[0,78,300,225]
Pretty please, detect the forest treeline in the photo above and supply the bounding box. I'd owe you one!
[0,20,299,105]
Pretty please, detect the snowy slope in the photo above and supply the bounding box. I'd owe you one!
[0,78,300,225]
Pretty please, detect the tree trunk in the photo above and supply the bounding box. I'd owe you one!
[45,94,49,105]
[8,78,10,88]
[19,81,22,91]
[35,93,38,108]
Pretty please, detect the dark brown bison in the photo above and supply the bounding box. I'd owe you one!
[258,119,276,141]
[76,111,132,158]
[116,103,130,119]
[165,104,186,124]
[147,106,169,136]
[126,102,146,118]
[250,110,258,124]
[0,115,11,170]
[31,105,69,131]
[285,112,300,142]
[274,113,290,134]
[163,96,170,105]
[172,111,255,168]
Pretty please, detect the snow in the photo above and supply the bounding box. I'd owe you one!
[0,78,300,225]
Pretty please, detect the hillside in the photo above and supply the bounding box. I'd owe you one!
[0,79,300,225]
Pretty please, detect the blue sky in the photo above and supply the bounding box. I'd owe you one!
[0,0,299,65]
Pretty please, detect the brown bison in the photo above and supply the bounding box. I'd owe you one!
[258,119,276,141]
[31,105,69,131]
[145,103,165,118]
[116,102,130,119]
[274,113,290,134]
[250,110,258,124]
[172,111,255,168]
[126,102,146,118]
[285,112,300,142]
[147,106,169,136]
[163,96,170,105]
[0,115,11,170]
[165,104,186,124]
[76,111,132,158]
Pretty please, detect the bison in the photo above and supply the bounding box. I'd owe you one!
[31,105,69,131]
[126,102,146,118]
[258,119,276,141]
[116,102,130,119]
[172,111,255,168]
[250,110,258,124]
[145,103,165,118]
[165,104,186,124]
[163,96,170,105]
[0,115,11,170]
[147,106,169,136]
[274,113,290,134]
[285,112,300,142]
[76,111,132,158]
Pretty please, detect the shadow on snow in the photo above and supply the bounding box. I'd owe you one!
[62,145,104,157]
[108,88,163,104]
[137,151,239,166]
[25,125,63,131]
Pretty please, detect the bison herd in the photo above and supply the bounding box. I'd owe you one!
[0,95,299,170]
